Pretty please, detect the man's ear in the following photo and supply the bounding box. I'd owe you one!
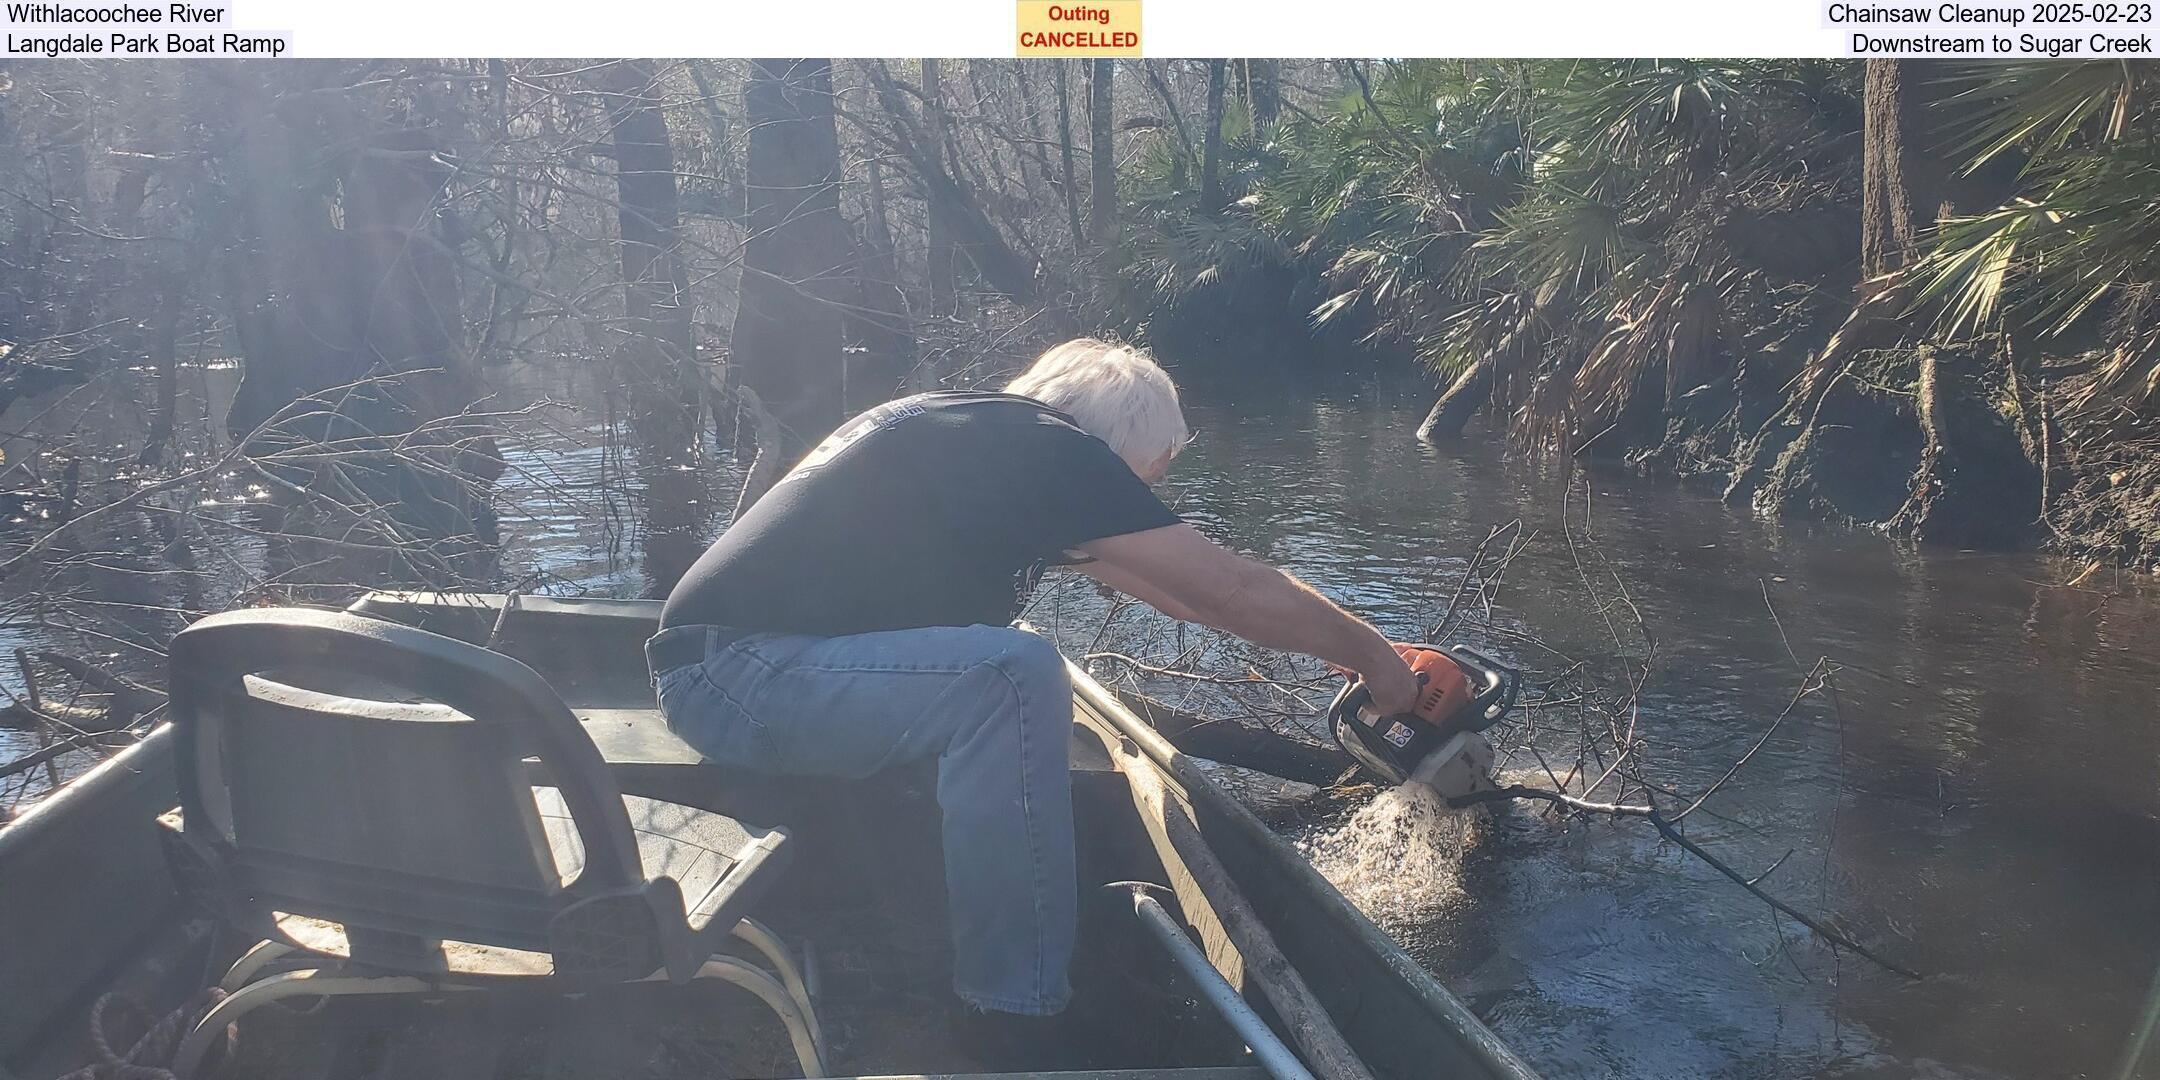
[1128,449,1174,484]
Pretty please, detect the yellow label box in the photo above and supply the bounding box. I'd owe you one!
[1016,0,1141,56]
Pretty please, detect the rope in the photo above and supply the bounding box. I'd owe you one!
[52,989,227,1080]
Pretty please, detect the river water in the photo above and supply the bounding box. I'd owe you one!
[1152,375,2159,1080]
[506,371,2155,1078]
[5,365,2154,1078]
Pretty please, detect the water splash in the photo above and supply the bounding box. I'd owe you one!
[1300,782,1474,926]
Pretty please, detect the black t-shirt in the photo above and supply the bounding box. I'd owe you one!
[660,391,1183,636]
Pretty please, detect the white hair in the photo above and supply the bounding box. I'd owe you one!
[1004,338,1189,467]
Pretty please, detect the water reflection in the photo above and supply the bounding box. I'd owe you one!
[1162,377,2157,1080]
[3,364,2151,1077]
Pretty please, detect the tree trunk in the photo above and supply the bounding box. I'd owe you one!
[217,67,497,585]
[686,60,747,218]
[921,60,959,320]
[224,83,475,437]
[45,85,92,364]
[114,143,184,469]
[1141,61,1199,181]
[606,65,699,380]
[1416,359,1493,443]
[1891,346,2043,548]
[865,62,1041,309]
[850,154,916,406]
[603,59,708,595]
[1242,59,1281,127]
[1088,59,1118,252]
[1011,62,1057,195]
[136,275,183,468]
[1860,60,1949,283]
[733,59,851,511]
[1200,59,1228,214]
[1054,60,1086,248]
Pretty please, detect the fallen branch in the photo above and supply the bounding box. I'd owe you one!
[33,651,167,714]
[1670,656,1829,824]
[0,729,138,781]
[1088,650,1333,693]
[0,698,110,732]
[1449,784,1921,980]
[1427,519,1522,643]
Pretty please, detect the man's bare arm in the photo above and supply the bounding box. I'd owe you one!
[1076,524,1418,714]
[1071,552,1202,622]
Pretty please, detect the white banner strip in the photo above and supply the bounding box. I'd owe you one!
[0,0,2149,57]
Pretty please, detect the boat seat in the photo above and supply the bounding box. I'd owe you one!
[154,607,830,1078]
[534,787,776,933]
[190,788,779,983]
[572,707,707,769]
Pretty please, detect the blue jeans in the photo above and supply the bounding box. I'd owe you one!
[651,623,1077,1016]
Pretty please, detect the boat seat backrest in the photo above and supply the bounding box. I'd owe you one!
[167,608,645,958]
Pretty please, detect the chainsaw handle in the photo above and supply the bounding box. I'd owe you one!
[1335,678,1377,724]
[1328,644,1521,787]
[1446,645,1521,732]
[1330,645,1518,734]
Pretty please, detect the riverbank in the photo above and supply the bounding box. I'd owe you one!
[1620,333,2159,577]
[1119,60,2158,578]
[1160,284,2160,577]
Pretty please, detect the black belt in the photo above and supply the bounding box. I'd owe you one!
[644,624,760,676]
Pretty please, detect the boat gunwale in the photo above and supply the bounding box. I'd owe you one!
[1066,665,1541,1080]
[0,593,1539,1080]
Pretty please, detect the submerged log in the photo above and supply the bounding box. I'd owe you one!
[1107,687,1349,788]
[1184,756,1327,826]
[0,698,109,732]
[0,652,166,733]
[0,731,136,780]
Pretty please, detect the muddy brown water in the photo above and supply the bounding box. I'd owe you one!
[5,370,2156,1079]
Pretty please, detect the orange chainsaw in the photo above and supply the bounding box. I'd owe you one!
[1327,644,1519,796]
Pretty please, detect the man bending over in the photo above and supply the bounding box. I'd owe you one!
[648,339,1419,1020]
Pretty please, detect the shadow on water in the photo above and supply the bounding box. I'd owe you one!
[1162,370,2158,1080]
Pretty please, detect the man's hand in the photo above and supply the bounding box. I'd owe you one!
[1360,646,1422,718]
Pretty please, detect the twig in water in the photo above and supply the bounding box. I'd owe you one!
[1449,783,1921,980]
[1747,848,1798,888]
[1669,656,1829,824]
[1428,519,1521,643]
